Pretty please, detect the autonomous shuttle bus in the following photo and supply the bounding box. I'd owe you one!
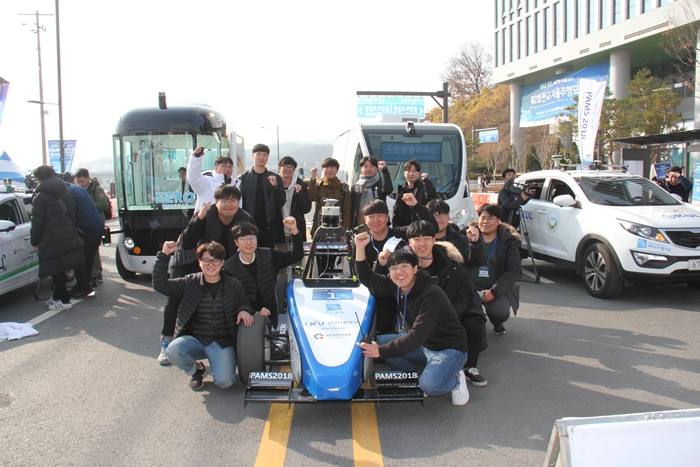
[332,122,476,226]
[112,102,244,278]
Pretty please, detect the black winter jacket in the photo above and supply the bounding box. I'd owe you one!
[237,169,286,243]
[223,231,304,328]
[152,252,254,344]
[276,177,312,241]
[30,176,85,278]
[391,178,438,228]
[356,260,468,357]
[441,223,487,271]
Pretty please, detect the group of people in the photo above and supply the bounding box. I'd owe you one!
[29,166,109,310]
[153,145,522,409]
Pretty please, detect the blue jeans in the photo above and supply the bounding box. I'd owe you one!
[376,333,468,397]
[166,335,237,388]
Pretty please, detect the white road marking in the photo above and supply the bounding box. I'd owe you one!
[27,299,86,326]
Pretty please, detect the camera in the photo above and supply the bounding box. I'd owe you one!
[503,177,535,197]
[406,121,416,135]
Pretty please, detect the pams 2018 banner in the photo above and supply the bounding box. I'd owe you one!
[520,62,610,128]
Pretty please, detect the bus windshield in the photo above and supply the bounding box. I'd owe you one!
[121,133,230,210]
[361,127,463,199]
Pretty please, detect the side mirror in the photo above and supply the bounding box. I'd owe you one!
[553,194,576,207]
[0,220,17,233]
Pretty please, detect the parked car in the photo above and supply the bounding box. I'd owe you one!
[514,168,700,298]
[0,192,39,296]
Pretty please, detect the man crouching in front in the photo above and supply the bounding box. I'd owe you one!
[354,232,470,405]
[153,240,254,391]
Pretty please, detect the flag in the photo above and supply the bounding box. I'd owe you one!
[577,78,607,165]
[48,140,77,173]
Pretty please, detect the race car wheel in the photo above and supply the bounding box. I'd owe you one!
[116,249,136,279]
[582,243,623,299]
[237,315,268,386]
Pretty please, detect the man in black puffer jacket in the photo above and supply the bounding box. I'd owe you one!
[30,165,86,310]
[153,241,254,391]
[355,235,470,406]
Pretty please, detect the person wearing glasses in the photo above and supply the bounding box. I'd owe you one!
[224,218,303,329]
[427,199,485,267]
[153,240,254,391]
[354,196,438,334]
[470,204,521,336]
[391,159,438,228]
[354,233,471,406]
[157,184,254,366]
[351,155,392,228]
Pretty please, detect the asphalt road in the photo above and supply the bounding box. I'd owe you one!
[1,243,699,467]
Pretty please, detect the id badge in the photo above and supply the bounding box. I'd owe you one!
[478,266,490,278]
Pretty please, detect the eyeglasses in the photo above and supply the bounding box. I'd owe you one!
[388,263,413,273]
[433,213,450,220]
[200,258,223,266]
[281,165,296,171]
[238,235,257,244]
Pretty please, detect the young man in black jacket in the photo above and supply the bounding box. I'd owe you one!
[237,144,286,248]
[154,241,254,391]
[355,234,470,406]
[391,159,438,228]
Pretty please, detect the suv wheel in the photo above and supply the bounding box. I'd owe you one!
[581,243,623,298]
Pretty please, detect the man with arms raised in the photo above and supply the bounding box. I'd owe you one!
[355,233,470,406]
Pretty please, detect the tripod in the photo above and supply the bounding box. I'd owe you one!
[508,206,540,283]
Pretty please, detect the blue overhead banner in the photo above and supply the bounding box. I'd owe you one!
[520,61,610,128]
[357,96,425,119]
[48,140,77,173]
[0,78,9,129]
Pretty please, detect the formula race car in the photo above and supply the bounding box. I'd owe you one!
[236,199,424,404]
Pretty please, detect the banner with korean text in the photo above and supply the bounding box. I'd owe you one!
[577,78,607,165]
[48,140,77,173]
[520,62,609,128]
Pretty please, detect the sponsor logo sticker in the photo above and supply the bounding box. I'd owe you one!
[637,238,672,253]
[547,209,560,232]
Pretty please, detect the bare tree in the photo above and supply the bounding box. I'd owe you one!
[661,0,700,97]
[440,42,493,100]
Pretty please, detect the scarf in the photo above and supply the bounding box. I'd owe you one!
[282,180,296,234]
[354,172,381,222]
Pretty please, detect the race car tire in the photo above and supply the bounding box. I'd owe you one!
[237,315,268,386]
[116,249,136,279]
[581,243,623,299]
[363,313,377,383]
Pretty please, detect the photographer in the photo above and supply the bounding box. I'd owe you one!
[498,168,532,229]
[662,166,692,202]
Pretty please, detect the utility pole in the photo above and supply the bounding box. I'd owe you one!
[55,0,66,173]
[20,11,53,166]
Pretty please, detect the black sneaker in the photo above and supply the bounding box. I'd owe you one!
[493,323,506,335]
[189,363,209,390]
[465,367,488,387]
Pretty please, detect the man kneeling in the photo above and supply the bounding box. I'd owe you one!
[354,232,470,405]
[153,241,254,390]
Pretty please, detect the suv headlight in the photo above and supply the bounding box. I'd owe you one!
[619,220,668,243]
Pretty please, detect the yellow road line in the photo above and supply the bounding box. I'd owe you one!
[254,366,294,467]
[254,403,294,467]
[351,403,384,467]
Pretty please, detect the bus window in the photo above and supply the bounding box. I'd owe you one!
[362,128,463,199]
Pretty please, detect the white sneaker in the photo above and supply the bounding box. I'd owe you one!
[48,300,73,310]
[46,297,59,306]
[451,370,470,406]
[158,341,171,366]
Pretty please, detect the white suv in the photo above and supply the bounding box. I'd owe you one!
[513,168,700,298]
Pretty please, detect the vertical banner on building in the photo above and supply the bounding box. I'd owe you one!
[0,78,9,129]
[577,78,607,165]
[48,140,77,173]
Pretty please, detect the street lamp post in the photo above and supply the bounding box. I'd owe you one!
[261,125,280,165]
[55,0,65,173]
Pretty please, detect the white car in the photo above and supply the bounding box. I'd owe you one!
[0,192,39,296]
[513,168,700,298]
